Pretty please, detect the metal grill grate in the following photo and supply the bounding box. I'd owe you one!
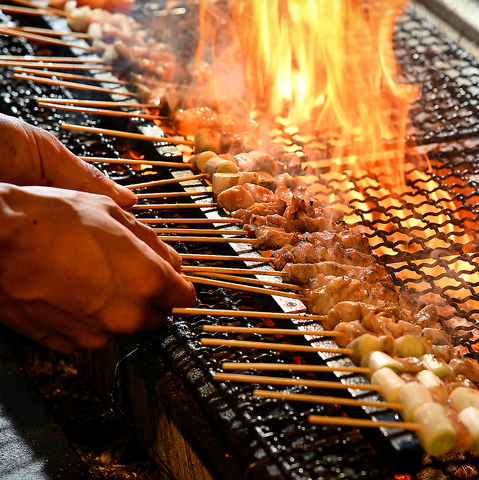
[2,2,479,479]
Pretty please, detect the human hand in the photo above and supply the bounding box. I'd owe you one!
[0,113,137,207]
[0,183,196,353]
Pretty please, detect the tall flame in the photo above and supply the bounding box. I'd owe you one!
[196,0,421,189]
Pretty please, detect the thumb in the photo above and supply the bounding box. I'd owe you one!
[34,127,138,207]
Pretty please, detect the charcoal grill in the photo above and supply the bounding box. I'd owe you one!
[1,1,479,479]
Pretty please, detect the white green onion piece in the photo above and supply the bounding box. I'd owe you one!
[370,367,406,403]
[420,354,454,379]
[189,151,217,174]
[394,335,426,357]
[194,128,222,154]
[398,382,433,422]
[458,406,479,453]
[362,351,403,375]
[203,158,239,179]
[412,402,456,457]
[450,386,479,412]
[347,334,384,366]
[416,369,448,399]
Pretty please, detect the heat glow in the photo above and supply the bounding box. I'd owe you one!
[197,0,420,188]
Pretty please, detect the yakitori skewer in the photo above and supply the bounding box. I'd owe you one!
[182,275,305,300]
[226,363,367,373]
[202,339,351,355]
[173,307,315,321]
[15,74,136,96]
[159,236,254,244]
[81,157,191,168]
[139,218,239,224]
[125,174,207,190]
[308,415,420,431]
[181,266,286,276]
[8,0,67,16]
[253,390,400,410]
[204,325,337,336]
[37,98,156,107]
[9,25,90,38]
[0,25,94,51]
[3,61,113,70]
[0,56,103,63]
[180,254,274,262]
[153,228,246,235]
[0,4,64,16]
[191,271,303,290]
[137,191,211,199]
[21,70,128,86]
[212,373,378,392]
[62,123,195,146]
[129,203,218,211]
[38,102,168,120]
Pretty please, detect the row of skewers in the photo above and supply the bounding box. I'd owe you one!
[2,0,479,461]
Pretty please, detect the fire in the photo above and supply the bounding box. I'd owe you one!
[196,0,419,189]
[193,0,474,311]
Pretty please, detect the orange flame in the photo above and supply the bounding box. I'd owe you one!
[196,0,420,188]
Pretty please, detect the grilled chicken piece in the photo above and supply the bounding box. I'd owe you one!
[232,200,287,224]
[305,276,400,316]
[251,227,300,250]
[217,185,256,212]
[282,262,391,285]
[273,242,329,269]
[304,230,372,254]
[245,214,295,233]
[449,358,479,383]
[284,196,343,233]
[327,243,376,267]
[272,242,376,270]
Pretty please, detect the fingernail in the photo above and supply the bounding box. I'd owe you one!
[114,184,138,201]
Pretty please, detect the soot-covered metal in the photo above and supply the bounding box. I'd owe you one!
[2,2,479,480]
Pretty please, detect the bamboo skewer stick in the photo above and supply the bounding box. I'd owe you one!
[15,74,136,96]
[212,373,378,392]
[138,218,239,224]
[227,363,366,373]
[192,271,303,290]
[62,123,195,146]
[0,25,94,51]
[253,390,400,410]
[26,71,129,86]
[0,4,63,16]
[39,102,167,119]
[182,275,305,300]
[80,157,191,168]
[9,25,90,38]
[204,326,337,336]
[137,191,211,199]
[129,203,218,210]
[308,415,421,431]
[153,228,247,235]
[37,98,157,107]
[2,61,113,70]
[125,174,207,190]
[7,0,68,16]
[173,308,320,321]
[202,339,351,355]
[180,254,274,262]
[158,236,254,244]
[181,266,286,276]
[0,55,104,62]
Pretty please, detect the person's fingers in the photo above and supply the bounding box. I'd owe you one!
[31,126,138,207]
[104,202,183,268]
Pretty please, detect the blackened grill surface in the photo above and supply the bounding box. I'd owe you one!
[2,2,479,480]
